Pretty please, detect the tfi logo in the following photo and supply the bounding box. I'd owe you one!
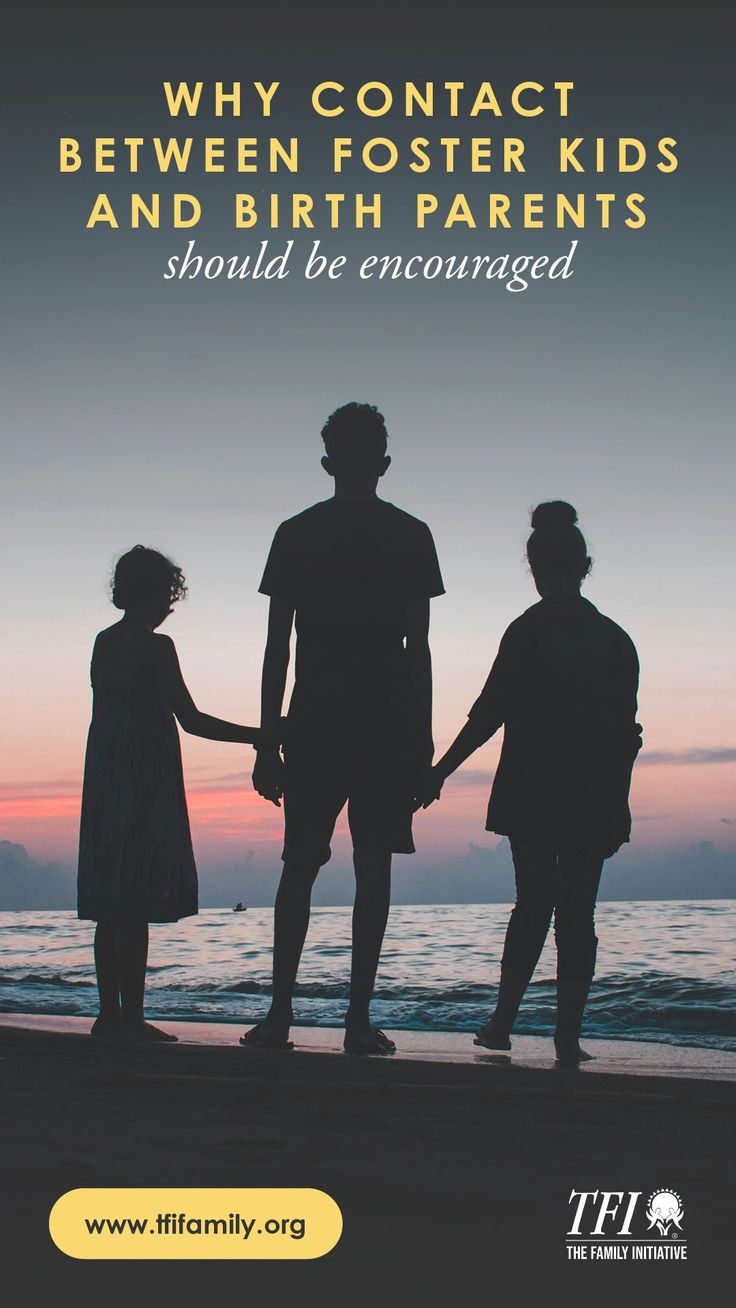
[566,1188,687,1262]
[568,1191,642,1236]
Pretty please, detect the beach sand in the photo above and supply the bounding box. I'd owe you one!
[2,1016,733,1307]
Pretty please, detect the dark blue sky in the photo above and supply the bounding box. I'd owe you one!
[2,1,734,892]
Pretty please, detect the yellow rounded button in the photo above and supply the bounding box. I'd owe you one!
[49,1188,342,1259]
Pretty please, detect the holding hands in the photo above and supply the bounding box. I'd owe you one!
[413,718,489,812]
[413,764,446,811]
[252,745,285,807]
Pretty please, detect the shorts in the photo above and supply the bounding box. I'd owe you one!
[282,731,416,866]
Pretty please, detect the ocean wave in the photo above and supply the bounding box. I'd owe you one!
[0,973,94,988]
[1,971,734,1041]
[2,902,735,1050]
[1,968,734,1008]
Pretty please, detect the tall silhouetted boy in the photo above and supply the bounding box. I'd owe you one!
[242,403,444,1054]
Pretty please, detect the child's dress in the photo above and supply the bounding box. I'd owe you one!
[77,629,198,922]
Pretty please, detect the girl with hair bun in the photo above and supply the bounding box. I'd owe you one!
[78,546,261,1043]
[419,503,642,1065]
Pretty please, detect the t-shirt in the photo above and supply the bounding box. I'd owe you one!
[259,498,444,730]
[467,595,642,852]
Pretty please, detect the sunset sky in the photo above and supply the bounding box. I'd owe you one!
[2,2,734,899]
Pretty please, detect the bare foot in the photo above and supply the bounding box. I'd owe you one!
[121,1020,178,1043]
[90,1015,120,1040]
[474,1019,511,1051]
[554,1036,594,1067]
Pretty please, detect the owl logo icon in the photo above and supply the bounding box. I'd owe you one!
[645,1191,684,1237]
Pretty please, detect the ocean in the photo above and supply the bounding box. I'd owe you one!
[1,901,734,1050]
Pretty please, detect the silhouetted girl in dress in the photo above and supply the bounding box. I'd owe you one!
[78,546,260,1042]
[421,503,642,1065]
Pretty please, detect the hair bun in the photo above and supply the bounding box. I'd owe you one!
[531,500,578,531]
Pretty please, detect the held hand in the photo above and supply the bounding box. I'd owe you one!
[252,748,285,807]
[255,717,288,753]
[413,765,445,811]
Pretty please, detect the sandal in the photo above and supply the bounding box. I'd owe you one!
[344,1026,396,1056]
[239,1021,294,1051]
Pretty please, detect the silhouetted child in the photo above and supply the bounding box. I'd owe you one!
[419,503,642,1066]
[78,546,260,1042]
[242,403,444,1054]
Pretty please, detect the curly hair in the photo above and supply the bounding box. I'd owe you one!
[321,402,388,475]
[111,545,187,610]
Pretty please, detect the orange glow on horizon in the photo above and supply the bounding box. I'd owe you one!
[1,757,735,866]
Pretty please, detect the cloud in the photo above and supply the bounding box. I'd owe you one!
[0,778,81,794]
[0,841,75,910]
[446,768,495,787]
[1,832,735,910]
[602,840,736,901]
[638,748,736,767]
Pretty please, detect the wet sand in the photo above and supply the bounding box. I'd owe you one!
[1,1017,733,1307]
